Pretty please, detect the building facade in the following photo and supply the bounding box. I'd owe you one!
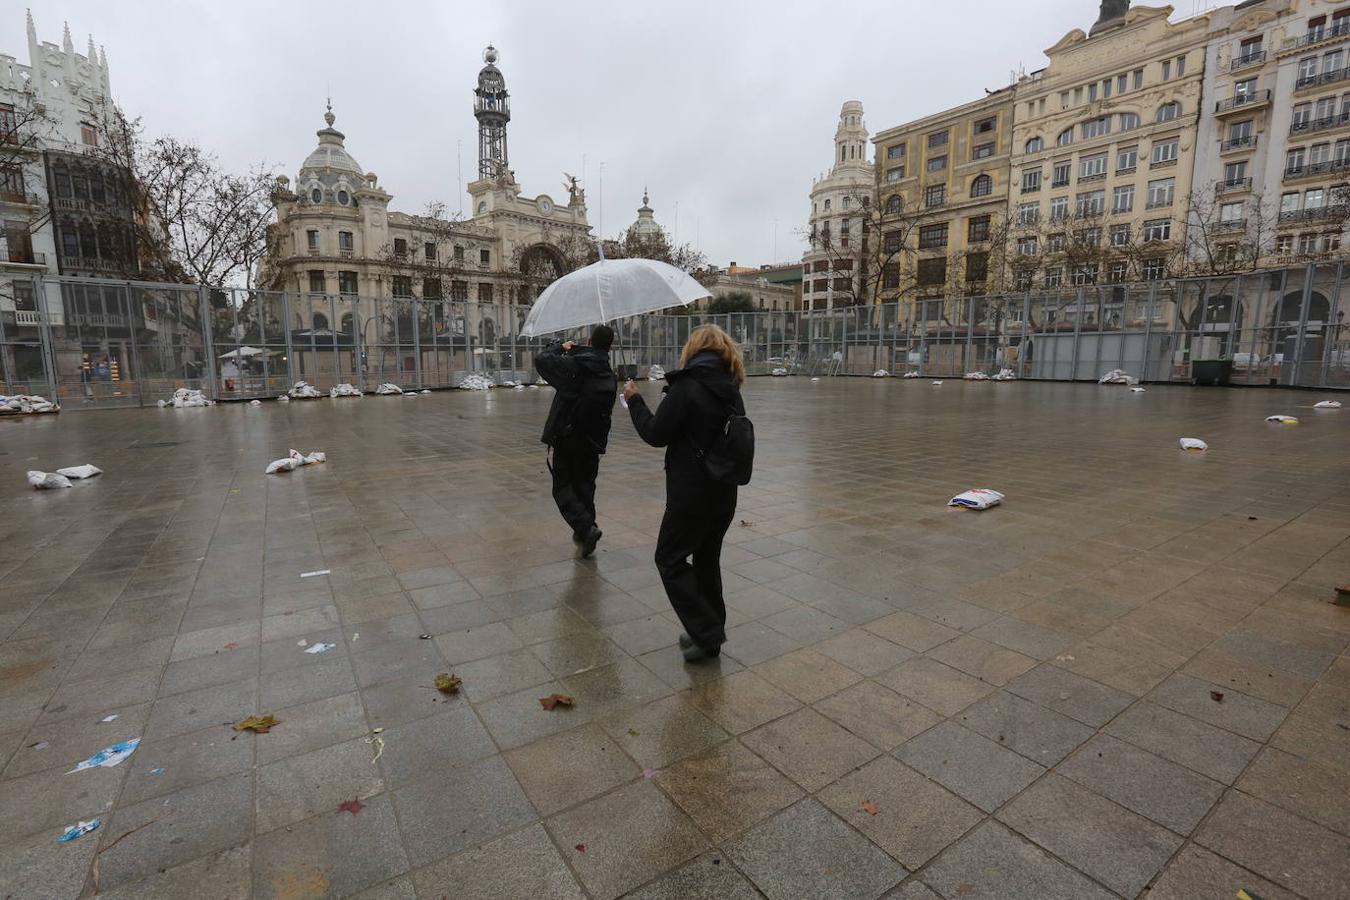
[802,100,874,312]
[874,89,1016,329]
[261,47,591,348]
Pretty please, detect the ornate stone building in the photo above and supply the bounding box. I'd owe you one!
[802,101,874,312]
[261,46,591,342]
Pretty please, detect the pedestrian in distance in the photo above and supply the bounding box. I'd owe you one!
[537,325,618,558]
[623,324,754,662]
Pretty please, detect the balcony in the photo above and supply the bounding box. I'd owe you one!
[1220,134,1257,153]
[1150,157,1178,169]
[1283,157,1350,181]
[1214,90,1272,116]
[14,309,42,326]
[925,198,947,209]
[1289,110,1350,136]
[1294,65,1350,93]
[1216,177,1253,194]
[1078,170,1107,183]
[1214,218,1247,232]
[0,248,46,266]
[1230,50,1266,70]
[1145,198,1175,210]
[1020,183,1041,194]
[1281,20,1350,53]
[306,247,320,256]
[339,248,354,258]
[0,188,35,206]
[1278,203,1349,223]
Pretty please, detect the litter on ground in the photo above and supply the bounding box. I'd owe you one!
[810,377,820,382]
[300,569,331,578]
[963,372,989,381]
[931,380,943,386]
[68,739,140,773]
[288,381,323,399]
[248,399,261,406]
[330,383,363,398]
[303,642,335,654]
[1098,369,1139,385]
[1313,399,1342,409]
[158,388,213,408]
[1265,415,1299,425]
[948,489,1005,510]
[873,369,889,377]
[435,673,463,694]
[375,383,404,395]
[1180,438,1208,451]
[1,393,59,414]
[55,464,101,479]
[903,371,920,379]
[1130,386,1146,393]
[28,470,73,490]
[771,367,788,376]
[99,715,118,723]
[57,819,100,844]
[277,394,290,402]
[991,368,1018,381]
[647,364,666,380]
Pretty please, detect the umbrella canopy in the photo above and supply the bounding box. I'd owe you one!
[521,258,710,337]
[218,346,267,359]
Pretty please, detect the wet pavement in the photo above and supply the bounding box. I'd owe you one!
[0,378,1347,899]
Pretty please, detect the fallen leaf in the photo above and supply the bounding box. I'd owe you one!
[627,728,640,737]
[223,642,239,650]
[861,800,879,816]
[233,714,280,733]
[955,885,975,895]
[434,673,462,695]
[574,843,586,853]
[539,693,574,711]
[337,798,365,815]
[1210,691,1224,703]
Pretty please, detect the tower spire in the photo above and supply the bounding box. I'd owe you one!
[474,45,511,180]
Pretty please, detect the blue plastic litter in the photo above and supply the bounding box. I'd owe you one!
[149,767,166,776]
[68,738,140,773]
[57,819,100,843]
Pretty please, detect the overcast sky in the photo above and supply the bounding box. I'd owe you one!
[13,0,1125,267]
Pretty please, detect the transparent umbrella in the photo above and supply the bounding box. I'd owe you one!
[520,258,710,337]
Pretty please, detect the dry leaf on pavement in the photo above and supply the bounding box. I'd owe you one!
[435,673,463,695]
[862,800,879,816]
[233,714,280,733]
[539,693,574,710]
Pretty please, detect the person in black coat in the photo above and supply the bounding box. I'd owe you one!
[537,325,618,557]
[623,324,746,662]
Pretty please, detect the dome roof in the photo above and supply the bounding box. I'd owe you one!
[629,188,662,239]
[299,104,363,179]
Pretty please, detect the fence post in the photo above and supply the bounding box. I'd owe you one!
[125,282,145,407]
[1289,263,1316,386]
[1140,283,1155,382]
[1069,286,1085,380]
[1318,261,1342,388]
[199,284,218,400]
[282,291,295,387]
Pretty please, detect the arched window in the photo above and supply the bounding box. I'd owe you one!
[1118,112,1141,130]
[310,188,323,203]
[340,313,355,335]
[971,174,993,198]
[1155,102,1180,123]
[843,196,851,209]
[312,312,329,331]
[886,195,902,215]
[824,199,831,211]
[1056,127,1074,147]
[1025,136,1043,153]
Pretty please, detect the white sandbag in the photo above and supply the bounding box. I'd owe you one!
[963,371,990,381]
[55,464,101,479]
[266,448,326,475]
[501,380,517,387]
[647,365,665,381]
[265,457,298,474]
[290,449,326,465]
[902,372,920,379]
[931,380,943,386]
[991,368,1017,381]
[1098,369,1137,385]
[810,377,820,383]
[165,388,212,408]
[249,399,262,406]
[771,367,788,376]
[513,384,525,391]
[949,488,1004,510]
[1265,414,1299,425]
[1130,387,1146,393]
[27,470,72,490]
[1180,438,1208,451]
[329,383,363,398]
[458,374,494,391]
[277,394,290,402]
[288,381,322,399]
[375,383,403,395]
[420,389,431,394]
[873,369,889,378]
[1313,400,1342,409]
[0,393,57,413]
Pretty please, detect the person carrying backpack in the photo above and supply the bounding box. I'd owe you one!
[537,325,618,558]
[623,324,753,662]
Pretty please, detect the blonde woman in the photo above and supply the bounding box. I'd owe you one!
[623,325,746,662]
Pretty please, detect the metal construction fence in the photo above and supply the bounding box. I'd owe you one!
[1,264,1347,409]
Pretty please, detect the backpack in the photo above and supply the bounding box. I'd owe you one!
[694,383,754,486]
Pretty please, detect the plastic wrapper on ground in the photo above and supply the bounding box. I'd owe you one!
[0,394,58,414]
[873,369,889,377]
[647,365,666,381]
[375,383,404,395]
[1180,437,1208,451]
[1265,414,1299,424]
[1098,369,1139,385]
[55,464,101,479]
[266,448,326,475]
[949,488,1004,510]
[963,371,990,381]
[1313,400,1341,409]
[991,368,1018,381]
[771,368,788,376]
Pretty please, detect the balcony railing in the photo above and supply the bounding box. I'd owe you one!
[339,248,354,258]
[1289,110,1350,136]
[1295,66,1350,91]
[1078,170,1107,182]
[1215,89,1272,113]
[0,248,45,265]
[1278,203,1349,223]
[1150,157,1178,169]
[1283,20,1350,51]
[1051,177,1071,188]
[1216,177,1253,194]
[14,309,42,326]
[1221,134,1257,152]
[1214,218,1247,232]
[1283,157,1350,180]
[1021,183,1041,194]
[0,188,33,205]
[1145,198,1175,209]
[1231,50,1266,70]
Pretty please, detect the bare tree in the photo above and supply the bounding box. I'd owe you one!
[0,103,60,258]
[804,188,927,310]
[95,106,275,287]
[1181,188,1278,277]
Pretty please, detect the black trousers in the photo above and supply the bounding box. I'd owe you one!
[654,495,737,651]
[550,439,600,539]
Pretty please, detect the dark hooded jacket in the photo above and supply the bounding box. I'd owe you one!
[537,340,617,452]
[627,351,744,504]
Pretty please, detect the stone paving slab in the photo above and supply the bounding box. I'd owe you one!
[0,381,1347,898]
